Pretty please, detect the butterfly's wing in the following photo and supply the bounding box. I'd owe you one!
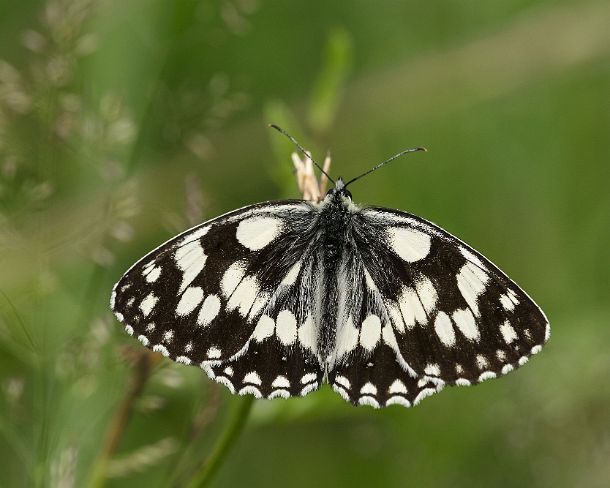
[111,200,324,398]
[328,206,549,407]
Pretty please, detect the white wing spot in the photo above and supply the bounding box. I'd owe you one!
[452,308,480,341]
[236,216,282,251]
[398,286,426,329]
[220,261,246,299]
[413,388,437,406]
[176,287,204,316]
[139,294,158,317]
[175,241,207,293]
[459,247,487,270]
[138,335,149,346]
[334,375,350,389]
[239,386,262,398]
[298,316,317,352]
[223,366,233,376]
[456,262,489,317]
[388,379,408,395]
[276,310,297,345]
[301,372,318,384]
[476,354,488,369]
[455,378,471,386]
[272,375,290,389]
[248,292,270,320]
[382,324,399,351]
[333,384,350,402]
[415,276,438,314]
[358,396,380,408]
[207,347,222,359]
[227,275,259,317]
[388,227,431,262]
[300,383,318,396]
[364,268,378,292]
[360,382,377,395]
[434,311,455,346]
[145,266,161,283]
[507,288,520,304]
[197,294,221,326]
[153,344,169,357]
[252,315,274,342]
[359,314,381,351]
[496,349,507,361]
[281,260,302,286]
[125,325,134,336]
[500,320,518,344]
[177,226,209,247]
[386,302,405,333]
[162,330,174,343]
[243,371,262,385]
[500,294,515,311]
[531,345,542,354]
[478,371,496,382]
[386,397,411,407]
[269,389,290,399]
[335,316,359,357]
[424,364,441,376]
[216,377,235,394]
[502,364,514,374]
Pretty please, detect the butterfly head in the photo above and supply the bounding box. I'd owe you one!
[326,177,353,201]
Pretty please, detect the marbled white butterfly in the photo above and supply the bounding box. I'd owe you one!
[111,126,549,408]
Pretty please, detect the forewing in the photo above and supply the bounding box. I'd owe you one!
[111,200,320,370]
[346,206,550,389]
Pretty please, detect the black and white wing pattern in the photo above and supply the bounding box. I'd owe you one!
[112,189,549,409]
[327,206,550,407]
[111,200,323,399]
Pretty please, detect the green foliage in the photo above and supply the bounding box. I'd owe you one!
[0,1,609,487]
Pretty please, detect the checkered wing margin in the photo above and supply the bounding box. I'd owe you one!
[111,200,323,399]
[327,207,550,408]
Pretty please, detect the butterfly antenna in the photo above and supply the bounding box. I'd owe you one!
[268,124,335,184]
[344,146,427,188]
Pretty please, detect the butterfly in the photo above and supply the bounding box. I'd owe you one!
[111,125,549,408]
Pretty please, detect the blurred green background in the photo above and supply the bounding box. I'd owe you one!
[1,0,609,487]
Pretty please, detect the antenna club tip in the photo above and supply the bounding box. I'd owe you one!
[418,147,428,152]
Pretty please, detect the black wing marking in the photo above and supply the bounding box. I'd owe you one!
[111,200,319,370]
[344,206,549,391]
[207,336,322,399]
[329,343,442,408]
